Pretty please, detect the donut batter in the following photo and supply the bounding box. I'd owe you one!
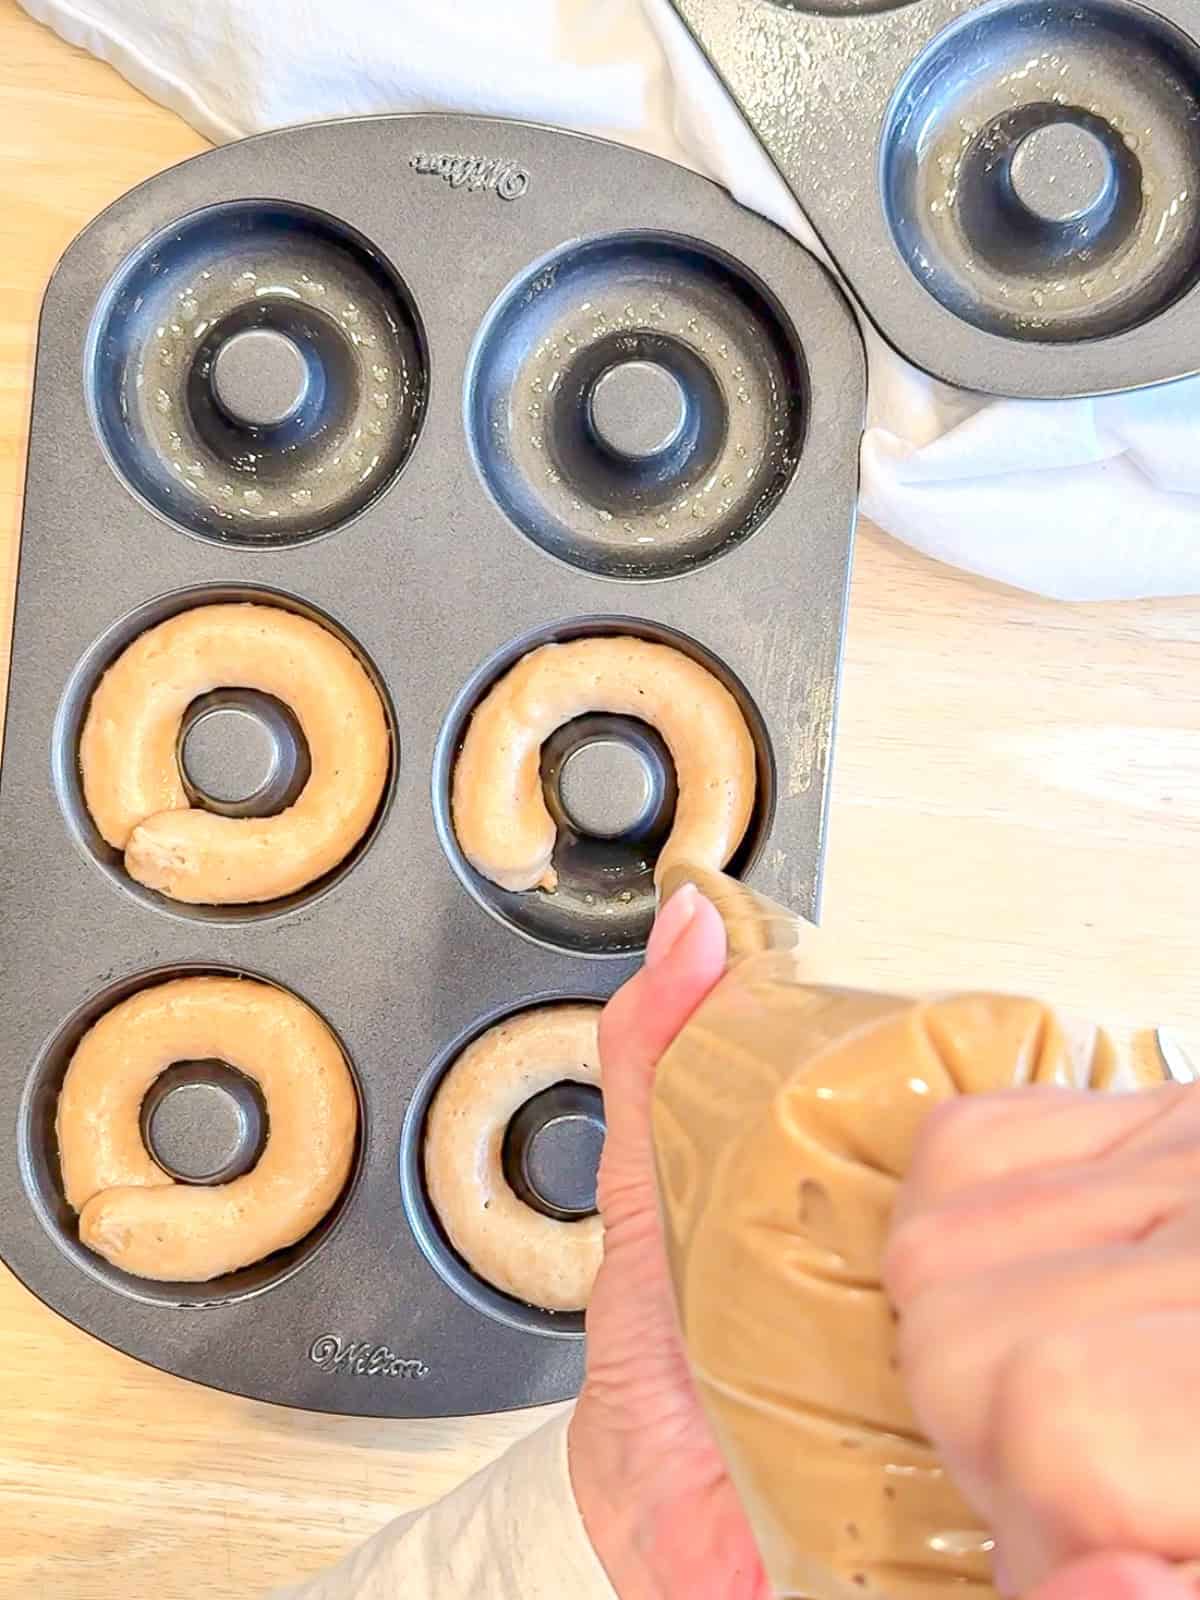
[57,975,358,1281]
[80,603,389,904]
[424,1004,602,1312]
[452,636,757,893]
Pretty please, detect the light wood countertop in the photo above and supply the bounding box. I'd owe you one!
[1,2,1198,1595]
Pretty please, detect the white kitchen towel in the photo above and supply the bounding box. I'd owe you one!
[20,0,1200,600]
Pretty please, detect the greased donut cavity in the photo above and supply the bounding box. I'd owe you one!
[79,603,390,905]
[452,635,757,893]
[57,976,358,1282]
[423,1004,603,1313]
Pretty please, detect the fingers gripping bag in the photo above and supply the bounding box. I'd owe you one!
[649,865,1164,1600]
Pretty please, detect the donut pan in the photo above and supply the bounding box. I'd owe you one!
[0,114,864,1417]
[670,0,1200,396]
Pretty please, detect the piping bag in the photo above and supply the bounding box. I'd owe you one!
[648,864,1166,1600]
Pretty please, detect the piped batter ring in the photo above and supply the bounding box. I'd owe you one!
[422,1004,604,1313]
[56,976,358,1283]
[451,635,757,894]
[79,602,390,906]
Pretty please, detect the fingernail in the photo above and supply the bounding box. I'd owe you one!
[646,882,698,970]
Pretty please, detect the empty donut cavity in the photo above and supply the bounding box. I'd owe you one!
[881,0,1200,341]
[88,201,427,544]
[466,233,807,579]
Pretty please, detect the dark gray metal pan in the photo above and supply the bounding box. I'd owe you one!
[0,113,863,1416]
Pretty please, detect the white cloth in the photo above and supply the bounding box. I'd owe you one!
[270,1408,616,1599]
[21,0,1200,600]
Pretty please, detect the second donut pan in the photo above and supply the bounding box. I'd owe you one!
[0,114,864,1416]
[671,0,1200,397]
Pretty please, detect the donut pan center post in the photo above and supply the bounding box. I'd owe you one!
[1007,121,1117,225]
[503,1084,606,1220]
[140,1061,268,1186]
[553,727,672,841]
[178,690,311,818]
[587,360,689,461]
[210,328,314,430]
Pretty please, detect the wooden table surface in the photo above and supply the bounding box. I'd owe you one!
[1,2,1198,1595]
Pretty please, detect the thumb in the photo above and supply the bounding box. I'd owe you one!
[598,884,727,1169]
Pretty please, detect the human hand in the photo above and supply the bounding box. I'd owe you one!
[568,883,769,1600]
[885,1081,1200,1600]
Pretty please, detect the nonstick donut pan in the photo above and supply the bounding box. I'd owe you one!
[670,0,1200,397]
[0,114,864,1417]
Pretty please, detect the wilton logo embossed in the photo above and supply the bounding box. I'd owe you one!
[409,151,529,200]
[309,1335,430,1380]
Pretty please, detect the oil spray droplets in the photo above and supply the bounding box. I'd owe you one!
[110,207,427,542]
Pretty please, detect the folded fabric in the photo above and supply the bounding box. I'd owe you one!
[21,0,1200,599]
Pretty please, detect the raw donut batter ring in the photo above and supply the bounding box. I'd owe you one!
[56,976,358,1282]
[424,1004,602,1312]
[452,636,757,892]
[80,603,390,905]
